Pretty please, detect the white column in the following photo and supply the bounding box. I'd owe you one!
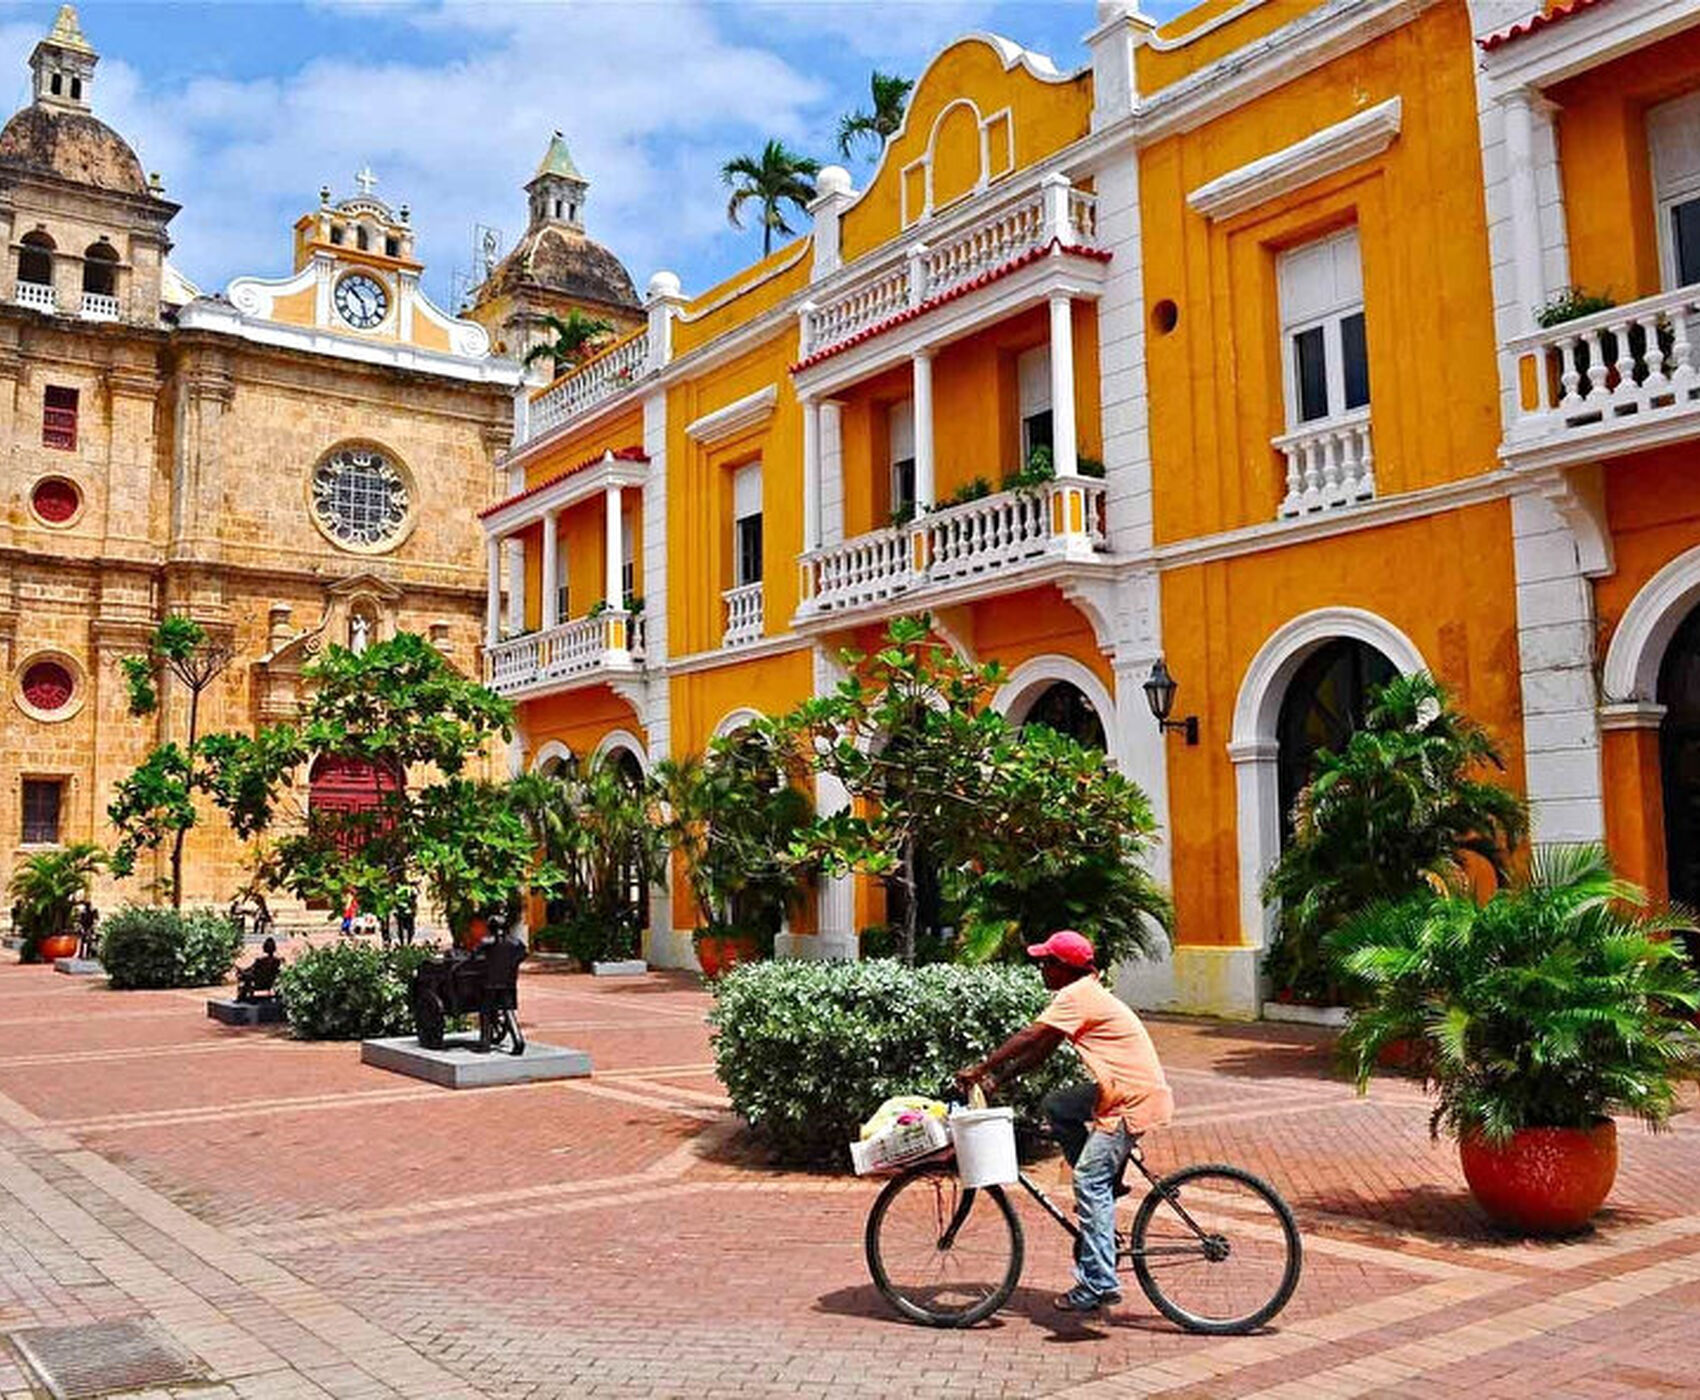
[505,538,524,633]
[1049,292,1079,476]
[604,484,623,607]
[912,350,935,511]
[820,399,846,548]
[484,535,502,647]
[1502,88,1547,334]
[801,396,821,553]
[540,510,560,629]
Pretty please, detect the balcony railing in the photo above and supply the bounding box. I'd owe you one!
[482,611,645,696]
[799,477,1108,619]
[79,290,120,321]
[1275,409,1375,518]
[800,177,1101,360]
[722,581,764,648]
[526,329,652,444]
[14,281,55,313]
[1508,284,1700,452]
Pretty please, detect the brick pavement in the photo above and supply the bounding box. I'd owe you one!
[0,960,1696,1398]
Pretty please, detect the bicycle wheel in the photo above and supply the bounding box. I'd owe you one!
[1129,1163,1302,1334]
[865,1160,1024,1328]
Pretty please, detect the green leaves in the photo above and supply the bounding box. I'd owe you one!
[721,139,821,255]
[1333,843,1700,1144]
[6,842,104,961]
[100,907,242,990]
[275,940,440,1040]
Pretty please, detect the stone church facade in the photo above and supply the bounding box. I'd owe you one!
[0,7,629,914]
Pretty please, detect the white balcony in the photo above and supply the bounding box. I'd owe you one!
[800,175,1101,363]
[1505,283,1700,468]
[79,290,120,321]
[524,328,653,445]
[798,476,1108,621]
[722,581,764,649]
[483,611,645,697]
[14,281,55,313]
[1275,409,1375,518]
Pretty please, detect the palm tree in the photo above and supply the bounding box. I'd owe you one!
[721,140,821,257]
[7,841,104,963]
[522,310,615,375]
[838,71,913,161]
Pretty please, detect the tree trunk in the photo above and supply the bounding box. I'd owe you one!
[171,682,201,910]
[899,829,919,966]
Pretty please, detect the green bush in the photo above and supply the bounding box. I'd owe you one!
[101,907,242,989]
[710,959,1079,1165]
[529,917,626,964]
[276,940,439,1040]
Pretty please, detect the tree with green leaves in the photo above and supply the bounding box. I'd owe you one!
[522,310,616,375]
[7,842,104,962]
[837,70,913,161]
[1262,671,1528,1004]
[109,616,237,907]
[721,140,821,256]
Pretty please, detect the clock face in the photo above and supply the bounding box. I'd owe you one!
[334,273,388,329]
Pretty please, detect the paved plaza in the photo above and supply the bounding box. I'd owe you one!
[0,960,1696,1399]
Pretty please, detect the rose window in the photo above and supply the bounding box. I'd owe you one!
[21,660,74,712]
[310,447,410,549]
[31,476,80,524]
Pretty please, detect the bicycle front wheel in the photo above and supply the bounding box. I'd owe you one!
[1130,1163,1302,1334]
[865,1161,1023,1328]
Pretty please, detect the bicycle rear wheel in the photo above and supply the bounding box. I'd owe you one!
[865,1161,1023,1328]
[1129,1163,1302,1334]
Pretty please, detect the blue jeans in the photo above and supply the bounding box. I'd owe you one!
[1043,1082,1131,1297]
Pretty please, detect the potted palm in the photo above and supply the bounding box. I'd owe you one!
[7,842,105,963]
[1330,844,1700,1233]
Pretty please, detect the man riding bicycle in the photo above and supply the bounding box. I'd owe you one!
[956,930,1173,1313]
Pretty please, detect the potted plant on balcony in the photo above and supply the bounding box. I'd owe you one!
[7,842,105,963]
[1329,844,1700,1234]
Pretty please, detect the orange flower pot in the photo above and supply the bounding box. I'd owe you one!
[1459,1119,1618,1234]
[695,933,759,980]
[36,934,78,961]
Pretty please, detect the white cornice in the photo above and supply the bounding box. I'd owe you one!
[685,385,778,446]
[481,452,650,538]
[1479,0,1700,92]
[664,634,811,676]
[1186,97,1402,222]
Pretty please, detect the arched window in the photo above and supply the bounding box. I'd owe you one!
[1275,638,1396,842]
[82,242,117,298]
[1020,680,1107,751]
[1658,605,1700,919]
[18,232,53,287]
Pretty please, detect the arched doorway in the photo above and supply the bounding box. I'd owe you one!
[308,754,402,858]
[1275,638,1397,840]
[1020,679,1107,751]
[1658,604,1700,923]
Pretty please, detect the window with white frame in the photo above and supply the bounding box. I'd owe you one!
[621,513,636,607]
[1648,90,1700,290]
[733,461,763,587]
[1017,345,1053,462]
[889,399,916,520]
[1277,227,1369,427]
[554,537,570,621]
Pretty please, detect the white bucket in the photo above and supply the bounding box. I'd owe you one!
[950,1106,1018,1187]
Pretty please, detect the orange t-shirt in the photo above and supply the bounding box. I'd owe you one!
[1037,976,1174,1133]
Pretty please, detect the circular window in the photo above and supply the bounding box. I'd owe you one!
[29,475,82,526]
[308,445,413,552]
[14,653,83,722]
[1151,299,1180,335]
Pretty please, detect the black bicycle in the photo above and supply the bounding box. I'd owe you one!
[864,1121,1302,1332]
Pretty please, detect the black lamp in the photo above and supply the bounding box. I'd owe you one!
[1143,658,1198,746]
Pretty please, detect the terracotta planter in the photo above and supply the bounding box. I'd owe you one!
[36,934,78,961]
[1459,1119,1618,1234]
[695,933,759,979]
[460,917,489,951]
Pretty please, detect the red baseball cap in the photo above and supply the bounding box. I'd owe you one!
[1025,930,1096,969]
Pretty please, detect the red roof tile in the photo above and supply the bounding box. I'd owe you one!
[1479,0,1614,52]
[480,445,648,520]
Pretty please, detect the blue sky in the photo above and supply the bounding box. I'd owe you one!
[0,1,1188,312]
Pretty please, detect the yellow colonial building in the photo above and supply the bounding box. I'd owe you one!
[482,0,1700,1015]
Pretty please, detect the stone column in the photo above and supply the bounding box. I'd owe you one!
[484,536,501,647]
[911,351,935,511]
[540,509,560,630]
[604,484,623,606]
[505,538,524,634]
[1049,293,1078,477]
[1501,88,1547,334]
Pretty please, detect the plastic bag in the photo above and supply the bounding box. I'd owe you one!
[859,1094,949,1142]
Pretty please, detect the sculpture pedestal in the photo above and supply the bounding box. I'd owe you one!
[360,1035,592,1089]
[54,958,104,976]
[207,998,286,1026]
[592,959,647,976]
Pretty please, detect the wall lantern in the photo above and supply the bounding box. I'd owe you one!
[1143,658,1198,746]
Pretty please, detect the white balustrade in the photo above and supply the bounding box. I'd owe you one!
[1510,284,1700,440]
[1274,410,1375,518]
[722,582,765,648]
[800,478,1107,616]
[525,328,653,443]
[483,611,645,695]
[801,181,1100,359]
[79,291,120,321]
[14,281,55,313]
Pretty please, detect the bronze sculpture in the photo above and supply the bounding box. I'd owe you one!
[410,912,527,1055]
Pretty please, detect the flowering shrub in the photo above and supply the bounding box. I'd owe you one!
[101,907,242,989]
[276,940,439,1040]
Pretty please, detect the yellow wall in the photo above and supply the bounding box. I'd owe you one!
[1161,501,1524,948]
[674,241,813,356]
[520,685,644,770]
[1552,30,1700,303]
[1138,0,1500,544]
[1135,0,1326,94]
